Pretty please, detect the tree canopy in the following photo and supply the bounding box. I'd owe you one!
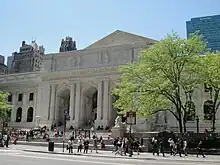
[112,33,206,133]
[0,91,11,122]
[198,52,220,132]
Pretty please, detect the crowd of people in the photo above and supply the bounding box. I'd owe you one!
[112,137,143,157]
[1,125,220,159]
[66,133,103,154]
[151,135,206,158]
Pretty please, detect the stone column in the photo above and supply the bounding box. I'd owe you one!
[103,79,109,126]
[108,91,113,125]
[69,83,76,122]
[54,96,60,122]
[49,84,56,121]
[11,93,17,122]
[22,93,28,122]
[74,82,81,128]
[95,80,103,128]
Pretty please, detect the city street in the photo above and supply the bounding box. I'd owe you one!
[0,149,219,165]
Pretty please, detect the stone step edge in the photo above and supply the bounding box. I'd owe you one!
[22,149,220,163]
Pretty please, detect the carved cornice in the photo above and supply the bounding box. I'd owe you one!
[42,65,119,81]
[69,78,81,84]
[0,72,41,84]
[44,43,142,59]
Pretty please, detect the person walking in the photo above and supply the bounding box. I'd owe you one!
[68,139,73,153]
[168,137,175,155]
[77,138,83,153]
[196,140,205,158]
[84,138,89,154]
[152,137,158,156]
[159,138,165,157]
[174,138,182,157]
[91,134,98,153]
[3,134,9,148]
[183,139,187,156]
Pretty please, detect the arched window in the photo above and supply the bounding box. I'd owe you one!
[185,101,196,121]
[16,107,22,122]
[204,100,213,120]
[27,107,34,122]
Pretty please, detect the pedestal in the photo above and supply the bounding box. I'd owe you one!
[111,126,126,138]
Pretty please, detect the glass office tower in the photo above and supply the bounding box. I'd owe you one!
[186,15,220,52]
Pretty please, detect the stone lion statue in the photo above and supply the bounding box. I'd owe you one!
[114,116,122,128]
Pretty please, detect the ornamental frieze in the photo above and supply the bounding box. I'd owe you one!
[52,47,136,72]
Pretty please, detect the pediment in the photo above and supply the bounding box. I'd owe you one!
[85,30,157,49]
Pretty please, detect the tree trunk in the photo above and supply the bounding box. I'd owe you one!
[178,110,183,133]
[212,113,216,132]
[183,119,187,133]
[212,89,219,132]
[176,85,183,133]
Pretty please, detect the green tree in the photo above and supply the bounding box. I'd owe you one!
[198,53,220,132]
[0,91,11,123]
[112,33,206,133]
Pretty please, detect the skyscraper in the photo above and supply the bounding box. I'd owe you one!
[59,37,77,52]
[186,15,220,52]
[0,55,7,75]
[7,55,14,69]
[11,40,45,73]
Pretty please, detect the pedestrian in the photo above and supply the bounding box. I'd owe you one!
[174,138,182,157]
[68,139,73,153]
[121,137,127,156]
[84,138,89,154]
[112,138,119,153]
[168,137,175,155]
[3,134,9,148]
[152,137,158,156]
[183,139,187,156]
[196,140,205,158]
[159,138,165,157]
[26,132,29,142]
[128,138,133,157]
[91,135,98,153]
[13,136,18,145]
[115,139,122,155]
[77,139,83,153]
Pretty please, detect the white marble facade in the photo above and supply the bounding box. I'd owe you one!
[1,30,220,132]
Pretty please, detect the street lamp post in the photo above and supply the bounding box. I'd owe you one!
[196,116,199,133]
[126,111,136,157]
[63,110,68,152]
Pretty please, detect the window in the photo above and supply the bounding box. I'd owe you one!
[18,93,23,101]
[8,94,12,102]
[29,93,34,101]
[204,100,213,120]
[7,109,12,122]
[204,83,212,92]
[27,107,34,122]
[185,101,196,121]
[16,107,22,122]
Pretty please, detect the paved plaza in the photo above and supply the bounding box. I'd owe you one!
[0,145,220,165]
[0,148,219,165]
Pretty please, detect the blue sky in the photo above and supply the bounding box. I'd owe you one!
[0,0,220,60]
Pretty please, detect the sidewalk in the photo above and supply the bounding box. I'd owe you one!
[7,144,220,163]
[16,140,114,150]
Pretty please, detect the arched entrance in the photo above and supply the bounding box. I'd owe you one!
[16,107,22,122]
[185,101,196,121]
[57,88,70,126]
[83,87,97,127]
[27,107,34,122]
[204,100,213,120]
